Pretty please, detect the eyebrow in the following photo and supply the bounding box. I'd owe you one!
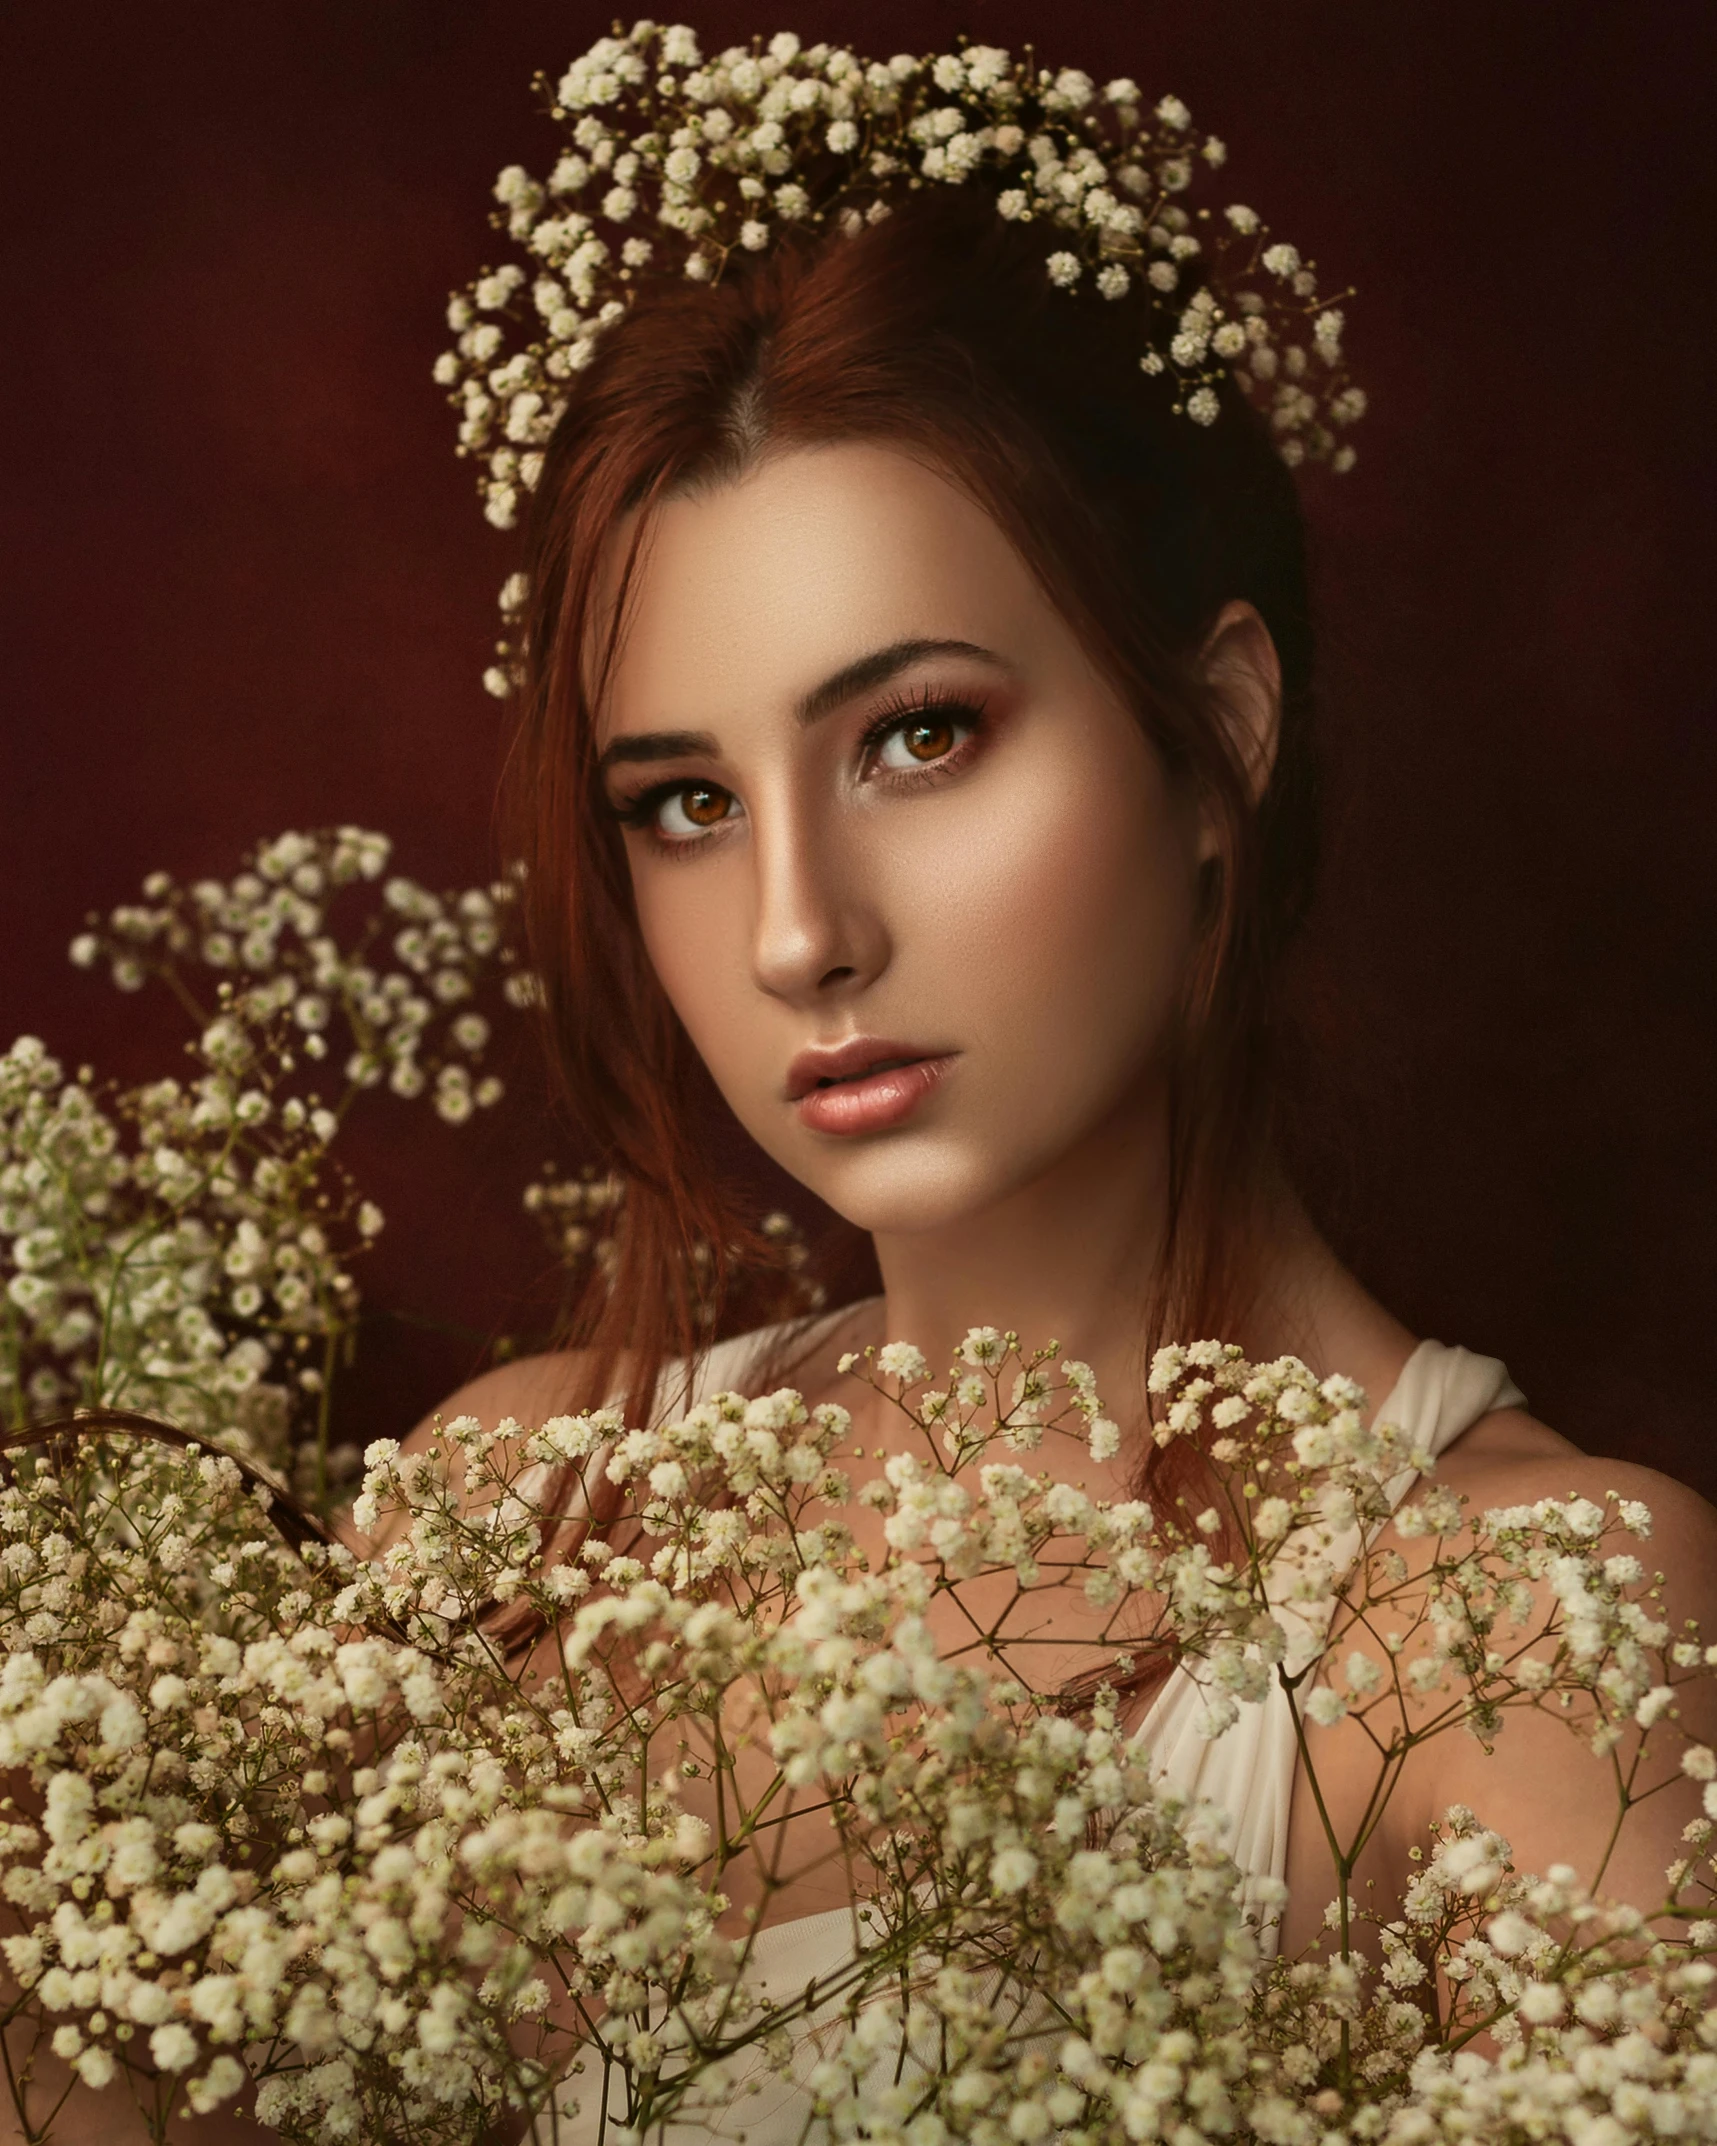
[596,636,1008,777]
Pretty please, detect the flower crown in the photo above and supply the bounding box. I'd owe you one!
[439,22,1366,698]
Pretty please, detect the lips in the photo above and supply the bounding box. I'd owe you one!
[785,1038,958,1137]
[783,1037,936,1099]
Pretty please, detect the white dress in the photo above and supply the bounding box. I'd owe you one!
[534,1318,1525,2145]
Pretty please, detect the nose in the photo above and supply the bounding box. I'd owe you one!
[749,801,889,1007]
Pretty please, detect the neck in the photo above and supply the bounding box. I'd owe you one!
[869,1082,1181,1421]
[863,1091,1416,1436]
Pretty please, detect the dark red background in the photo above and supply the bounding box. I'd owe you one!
[2,5,1713,1487]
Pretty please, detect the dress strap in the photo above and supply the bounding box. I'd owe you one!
[1132,1338,1526,1945]
[1375,1338,1527,1481]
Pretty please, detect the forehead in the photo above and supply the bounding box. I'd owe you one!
[596,441,1052,736]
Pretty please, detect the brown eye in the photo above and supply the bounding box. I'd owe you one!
[655,782,741,841]
[874,712,972,772]
[904,719,955,761]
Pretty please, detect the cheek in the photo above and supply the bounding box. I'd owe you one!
[890,728,1197,1061]
[632,868,760,1075]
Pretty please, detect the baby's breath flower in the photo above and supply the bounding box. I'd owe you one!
[959,1326,1006,1368]
[990,1844,1038,1892]
[437,24,1364,691]
[1088,1417,1120,1463]
[878,1340,929,1384]
[150,2021,198,2072]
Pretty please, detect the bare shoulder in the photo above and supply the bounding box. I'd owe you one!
[1429,1402,1717,1612]
[342,1348,591,1555]
[410,1349,593,1443]
[1284,1400,1717,1943]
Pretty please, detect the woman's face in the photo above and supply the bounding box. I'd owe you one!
[594,441,1208,1237]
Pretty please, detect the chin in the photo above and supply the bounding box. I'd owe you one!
[775,1127,1046,1238]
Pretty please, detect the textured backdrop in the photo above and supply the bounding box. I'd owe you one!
[2,2,1713,1488]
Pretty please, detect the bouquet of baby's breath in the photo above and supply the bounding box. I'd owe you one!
[3,834,1717,2145]
[1,1331,1716,2145]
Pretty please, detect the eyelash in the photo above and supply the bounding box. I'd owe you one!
[857,684,990,782]
[612,684,991,853]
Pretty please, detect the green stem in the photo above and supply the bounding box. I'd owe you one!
[1282,1667,1357,2090]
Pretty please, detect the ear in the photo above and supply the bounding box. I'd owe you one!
[1194,600,1283,862]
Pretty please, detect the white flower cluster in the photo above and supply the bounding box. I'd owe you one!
[806,1701,1264,2146]
[1,1327,1712,2142]
[0,1031,354,1475]
[68,827,529,1119]
[0,1431,565,2139]
[437,23,1366,694]
[5,830,532,1503]
[520,1169,827,1341]
[1362,1808,1717,2141]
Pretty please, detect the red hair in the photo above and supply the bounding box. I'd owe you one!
[504,187,1318,1516]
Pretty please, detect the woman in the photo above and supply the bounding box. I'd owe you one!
[25,29,1716,2146]
[404,71,1717,2135]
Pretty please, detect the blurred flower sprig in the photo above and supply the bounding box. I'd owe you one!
[3,831,531,1505]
